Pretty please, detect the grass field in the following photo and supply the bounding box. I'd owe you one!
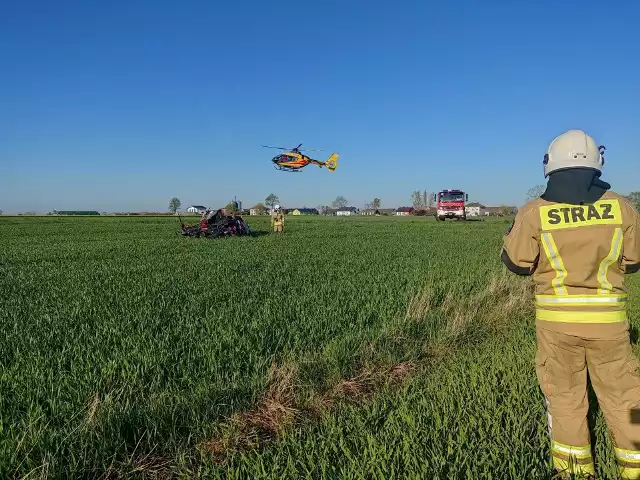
[1,215,639,479]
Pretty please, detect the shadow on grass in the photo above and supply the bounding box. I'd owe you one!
[249,230,271,238]
[175,230,272,239]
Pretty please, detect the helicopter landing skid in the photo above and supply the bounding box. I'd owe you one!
[274,166,301,172]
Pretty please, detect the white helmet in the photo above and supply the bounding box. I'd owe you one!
[544,129,605,177]
[274,204,280,211]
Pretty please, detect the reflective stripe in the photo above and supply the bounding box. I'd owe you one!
[544,397,553,437]
[553,457,595,475]
[537,309,627,323]
[541,233,567,296]
[540,200,623,231]
[619,466,640,480]
[536,294,627,307]
[552,441,592,459]
[599,228,624,294]
[616,448,640,463]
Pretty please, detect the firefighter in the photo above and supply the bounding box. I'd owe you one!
[271,204,284,233]
[502,129,640,478]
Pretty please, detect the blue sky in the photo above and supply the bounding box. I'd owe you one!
[1,0,639,213]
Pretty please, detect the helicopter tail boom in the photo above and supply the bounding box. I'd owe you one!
[325,153,339,172]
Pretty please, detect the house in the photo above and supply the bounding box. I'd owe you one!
[360,209,379,216]
[465,202,486,217]
[377,208,396,216]
[484,206,518,216]
[484,207,500,216]
[291,208,319,215]
[187,205,207,214]
[336,206,359,216]
[395,207,415,216]
[424,207,438,216]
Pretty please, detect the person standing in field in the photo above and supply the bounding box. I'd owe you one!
[271,204,284,233]
[502,129,640,479]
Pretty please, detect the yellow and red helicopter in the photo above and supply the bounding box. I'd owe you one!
[261,143,339,173]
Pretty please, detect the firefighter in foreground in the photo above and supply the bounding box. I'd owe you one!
[502,129,640,478]
[271,204,284,233]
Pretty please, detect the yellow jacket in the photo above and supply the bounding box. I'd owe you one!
[502,191,640,338]
[271,213,284,227]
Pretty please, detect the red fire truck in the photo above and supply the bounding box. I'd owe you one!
[434,189,468,221]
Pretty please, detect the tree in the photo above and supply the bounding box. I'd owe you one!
[497,205,511,216]
[426,192,434,208]
[526,185,545,202]
[372,198,381,209]
[168,197,181,213]
[225,201,239,214]
[320,205,330,215]
[628,192,640,212]
[411,190,425,209]
[265,193,279,210]
[252,203,266,215]
[332,196,348,209]
[410,190,434,210]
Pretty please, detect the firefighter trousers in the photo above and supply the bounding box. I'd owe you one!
[535,326,640,478]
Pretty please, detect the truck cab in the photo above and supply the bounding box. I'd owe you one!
[434,190,468,221]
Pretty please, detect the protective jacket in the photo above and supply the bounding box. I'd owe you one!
[271,213,284,228]
[503,190,640,339]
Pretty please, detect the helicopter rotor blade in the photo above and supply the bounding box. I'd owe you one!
[262,143,326,153]
[261,145,288,150]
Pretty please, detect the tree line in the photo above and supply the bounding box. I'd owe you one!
[167,190,640,216]
[526,186,640,211]
[169,194,373,215]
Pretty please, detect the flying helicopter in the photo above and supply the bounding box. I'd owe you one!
[261,143,339,173]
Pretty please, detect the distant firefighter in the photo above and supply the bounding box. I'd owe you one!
[271,205,284,233]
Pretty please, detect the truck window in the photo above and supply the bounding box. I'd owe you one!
[439,193,465,202]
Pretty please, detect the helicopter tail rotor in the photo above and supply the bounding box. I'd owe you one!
[325,153,339,172]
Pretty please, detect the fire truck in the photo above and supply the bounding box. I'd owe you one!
[434,189,468,221]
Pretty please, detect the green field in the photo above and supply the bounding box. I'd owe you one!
[1,215,639,479]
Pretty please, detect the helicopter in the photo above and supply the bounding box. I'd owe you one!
[261,143,339,173]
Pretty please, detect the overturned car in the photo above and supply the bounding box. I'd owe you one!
[179,209,252,238]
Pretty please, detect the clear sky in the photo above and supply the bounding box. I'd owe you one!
[1,0,639,213]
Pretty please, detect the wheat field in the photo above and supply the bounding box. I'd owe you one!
[1,215,638,479]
